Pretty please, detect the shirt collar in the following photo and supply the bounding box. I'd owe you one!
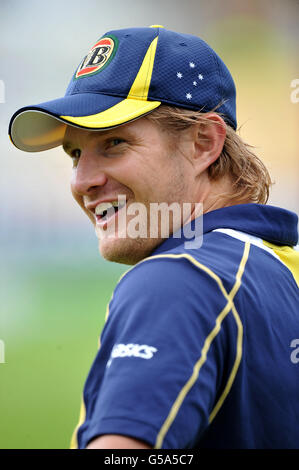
[152,203,298,255]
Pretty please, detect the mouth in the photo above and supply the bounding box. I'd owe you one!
[94,199,127,228]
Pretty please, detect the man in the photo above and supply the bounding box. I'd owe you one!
[9,26,299,449]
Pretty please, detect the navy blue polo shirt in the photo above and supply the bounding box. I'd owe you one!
[71,203,299,449]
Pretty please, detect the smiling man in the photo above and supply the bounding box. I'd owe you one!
[9,26,299,449]
[64,111,227,265]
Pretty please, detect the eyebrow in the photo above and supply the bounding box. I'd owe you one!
[62,127,134,152]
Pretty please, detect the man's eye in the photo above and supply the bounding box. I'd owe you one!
[107,138,125,148]
[71,148,81,159]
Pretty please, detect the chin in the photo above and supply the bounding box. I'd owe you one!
[98,236,159,266]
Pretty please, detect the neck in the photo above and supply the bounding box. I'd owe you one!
[194,174,252,218]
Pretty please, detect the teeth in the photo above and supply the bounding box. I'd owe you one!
[95,202,115,216]
[95,200,126,216]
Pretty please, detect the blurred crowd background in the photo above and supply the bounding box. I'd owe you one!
[0,0,298,448]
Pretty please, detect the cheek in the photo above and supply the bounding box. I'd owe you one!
[127,153,173,201]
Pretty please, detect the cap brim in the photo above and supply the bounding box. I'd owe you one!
[9,93,161,152]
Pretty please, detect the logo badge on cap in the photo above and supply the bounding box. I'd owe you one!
[75,35,118,79]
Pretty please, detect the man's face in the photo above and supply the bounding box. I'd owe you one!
[63,117,195,265]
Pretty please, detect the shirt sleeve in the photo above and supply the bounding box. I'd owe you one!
[83,256,238,449]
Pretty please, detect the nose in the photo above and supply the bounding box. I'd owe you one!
[71,149,108,196]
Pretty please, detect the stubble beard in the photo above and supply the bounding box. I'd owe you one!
[97,153,189,265]
[97,204,166,265]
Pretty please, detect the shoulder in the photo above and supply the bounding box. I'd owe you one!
[108,251,231,326]
[115,251,223,296]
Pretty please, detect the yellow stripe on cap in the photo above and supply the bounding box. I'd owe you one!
[61,36,160,129]
[61,97,160,128]
[127,36,158,100]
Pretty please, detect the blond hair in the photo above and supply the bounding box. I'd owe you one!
[145,105,272,204]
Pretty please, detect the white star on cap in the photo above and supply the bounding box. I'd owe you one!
[198,74,204,80]
[186,92,192,100]
[193,81,197,86]
[177,72,183,79]
[189,62,195,68]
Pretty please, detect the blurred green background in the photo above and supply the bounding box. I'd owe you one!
[0,0,298,448]
[1,255,127,448]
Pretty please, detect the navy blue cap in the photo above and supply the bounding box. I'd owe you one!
[9,25,237,152]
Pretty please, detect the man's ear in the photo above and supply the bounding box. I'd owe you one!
[191,113,226,173]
